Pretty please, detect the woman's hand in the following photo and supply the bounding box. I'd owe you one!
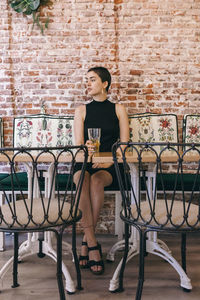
[92,162,113,169]
[85,140,95,156]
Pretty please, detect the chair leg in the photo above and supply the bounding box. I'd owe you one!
[135,230,146,300]
[56,231,66,300]
[37,232,46,258]
[12,232,20,288]
[0,232,5,251]
[72,223,82,291]
[181,233,187,273]
[118,222,129,292]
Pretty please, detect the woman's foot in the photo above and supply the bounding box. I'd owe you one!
[88,243,104,275]
[79,239,89,269]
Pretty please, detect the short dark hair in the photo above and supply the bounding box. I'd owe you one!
[87,66,111,92]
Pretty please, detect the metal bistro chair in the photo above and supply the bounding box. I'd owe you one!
[107,113,179,261]
[0,114,74,252]
[0,145,88,299]
[111,141,200,299]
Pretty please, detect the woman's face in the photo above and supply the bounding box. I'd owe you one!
[86,71,107,97]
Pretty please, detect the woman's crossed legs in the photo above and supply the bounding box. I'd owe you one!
[74,169,112,273]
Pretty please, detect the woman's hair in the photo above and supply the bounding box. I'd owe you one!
[87,66,111,92]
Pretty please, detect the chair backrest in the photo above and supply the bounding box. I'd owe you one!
[112,141,200,231]
[0,145,87,231]
[0,117,3,147]
[13,114,74,154]
[183,114,200,149]
[128,112,157,118]
[129,114,179,152]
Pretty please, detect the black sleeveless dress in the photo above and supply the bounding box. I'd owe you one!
[84,99,119,152]
[75,99,120,186]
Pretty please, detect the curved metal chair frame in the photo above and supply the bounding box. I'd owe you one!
[107,113,179,259]
[0,145,88,299]
[110,141,200,299]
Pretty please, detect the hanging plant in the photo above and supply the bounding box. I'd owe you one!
[9,0,53,34]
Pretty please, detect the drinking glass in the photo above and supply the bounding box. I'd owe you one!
[88,128,101,152]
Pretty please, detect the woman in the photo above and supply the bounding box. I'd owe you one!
[74,66,129,275]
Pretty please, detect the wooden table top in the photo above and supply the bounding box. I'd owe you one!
[0,150,199,164]
[92,151,200,163]
[0,152,90,163]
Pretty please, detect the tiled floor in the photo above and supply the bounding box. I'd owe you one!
[0,233,200,300]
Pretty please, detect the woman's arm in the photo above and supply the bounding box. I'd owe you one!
[74,105,85,145]
[116,103,130,143]
[74,105,95,155]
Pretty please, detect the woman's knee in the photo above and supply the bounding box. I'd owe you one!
[74,171,90,190]
[91,172,111,188]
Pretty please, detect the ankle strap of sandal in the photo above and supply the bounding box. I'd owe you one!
[88,244,99,251]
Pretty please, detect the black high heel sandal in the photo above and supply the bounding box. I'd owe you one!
[88,243,104,275]
[79,241,89,269]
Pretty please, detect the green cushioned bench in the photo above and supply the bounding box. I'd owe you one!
[0,172,45,192]
[156,173,200,192]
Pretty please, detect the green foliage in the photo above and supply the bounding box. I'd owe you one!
[9,0,52,34]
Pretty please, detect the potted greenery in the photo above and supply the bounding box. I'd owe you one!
[9,0,53,34]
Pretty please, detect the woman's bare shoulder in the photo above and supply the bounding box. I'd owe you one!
[75,104,86,120]
[116,103,128,117]
[75,104,85,112]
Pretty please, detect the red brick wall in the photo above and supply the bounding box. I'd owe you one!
[1,0,200,145]
[1,0,200,234]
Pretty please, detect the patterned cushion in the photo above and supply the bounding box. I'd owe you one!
[183,115,200,150]
[2,115,74,193]
[129,114,178,152]
[13,114,74,154]
[129,114,153,143]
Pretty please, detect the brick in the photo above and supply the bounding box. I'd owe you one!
[130,70,144,76]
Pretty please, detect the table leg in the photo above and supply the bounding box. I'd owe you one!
[0,232,76,293]
[108,230,192,292]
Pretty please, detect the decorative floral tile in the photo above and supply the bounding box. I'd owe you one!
[183,115,200,150]
[129,115,155,144]
[14,115,74,154]
[152,115,178,142]
[129,114,178,152]
[184,115,200,143]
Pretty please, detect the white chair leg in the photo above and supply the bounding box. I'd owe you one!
[0,232,5,252]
